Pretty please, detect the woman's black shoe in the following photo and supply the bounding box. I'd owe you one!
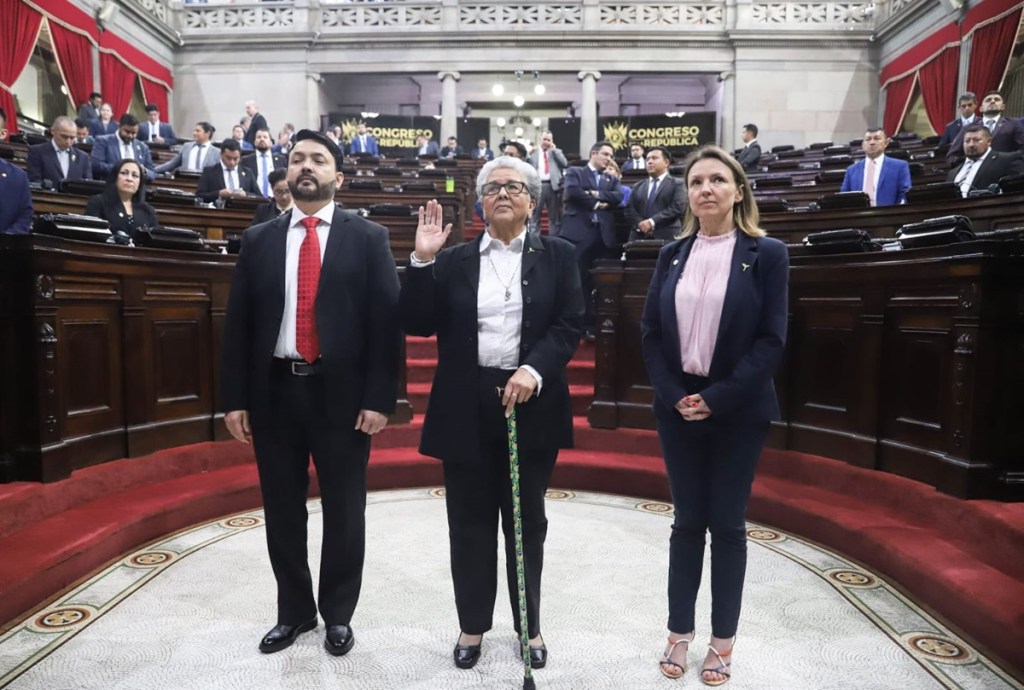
[453,634,483,669]
[529,643,548,669]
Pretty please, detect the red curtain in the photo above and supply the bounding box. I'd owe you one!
[967,8,1024,97]
[48,20,95,114]
[0,0,44,134]
[919,46,961,134]
[100,50,137,119]
[883,73,917,137]
[139,76,168,119]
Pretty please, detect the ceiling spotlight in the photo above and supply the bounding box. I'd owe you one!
[514,126,524,136]
[533,84,545,96]
[513,95,525,108]
[496,117,506,127]
[492,84,504,96]
[531,117,542,127]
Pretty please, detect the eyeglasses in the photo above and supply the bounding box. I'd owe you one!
[481,181,528,197]
[272,188,292,198]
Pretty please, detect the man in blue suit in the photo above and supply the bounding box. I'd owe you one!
[0,107,32,235]
[561,140,624,337]
[91,114,157,181]
[27,116,93,186]
[347,122,379,156]
[138,104,176,145]
[414,134,440,157]
[840,128,911,206]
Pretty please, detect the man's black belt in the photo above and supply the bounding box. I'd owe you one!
[273,357,323,376]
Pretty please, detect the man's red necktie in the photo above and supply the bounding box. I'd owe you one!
[296,216,321,362]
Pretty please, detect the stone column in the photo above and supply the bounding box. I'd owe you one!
[438,71,461,145]
[578,70,601,151]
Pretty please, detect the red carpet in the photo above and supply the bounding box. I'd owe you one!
[1,339,1022,679]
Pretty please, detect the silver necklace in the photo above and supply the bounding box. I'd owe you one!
[486,253,519,302]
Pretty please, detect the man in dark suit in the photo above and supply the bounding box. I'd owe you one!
[736,123,762,172]
[347,122,379,156]
[624,146,685,242]
[27,116,93,186]
[947,91,1024,167]
[253,168,294,224]
[74,119,94,146]
[155,121,219,175]
[222,129,400,657]
[414,134,440,157]
[196,138,259,203]
[242,128,288,197]
[138,104,176,145]
[561,140,624,338]
[440,136,463,158]
[938,92,979,149]
[471,138,493,160]
[528,130,569,235]
[91,114,157,181]
[622,144,646,171]
[244,100,269,147]
[947,123,1024,196]
[76,92,102,123]
[0,107,32,235]
[840,127,911,206]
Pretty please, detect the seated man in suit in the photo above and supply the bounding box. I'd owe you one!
[74,119,94,146]
[347,122,379,156]
[155,121,219,175]
[947,123,1024,197]
[242,128,288,198]
[439,136,462,158]
[0,107,32,235]
[840,127,911,206]
[624,145,685,242]
[196,138,259,203]
[27,116,93,186]
[622,144,646,171]
[736,123,762,171]
[947,91,1024,168]
[91,114,157,181]
[138,104,176,146]
[938,92,979,149]
[253,168,294,224]
[471,138,493,160]
[414,134,439,157]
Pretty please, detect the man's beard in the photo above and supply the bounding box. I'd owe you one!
[289,175,337,202]
[255,142,270,152]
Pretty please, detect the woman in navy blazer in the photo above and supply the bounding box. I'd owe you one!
[641,146,788,685]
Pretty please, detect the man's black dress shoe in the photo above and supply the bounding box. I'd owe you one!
[258,618,317,653]
[324,624,355,656]
[454,635,483,669]
[529,644,548,669]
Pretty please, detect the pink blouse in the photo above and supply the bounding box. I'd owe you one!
[675,230,737,376]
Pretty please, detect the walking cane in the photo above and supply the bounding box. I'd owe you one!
[506,405,537,690]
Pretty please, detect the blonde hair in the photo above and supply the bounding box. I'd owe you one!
[679,145,766,239]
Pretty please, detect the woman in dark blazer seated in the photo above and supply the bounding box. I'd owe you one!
[87,103,117,137]
[641,146,788,686]
[84,159,158,240]
[401,156,584,671]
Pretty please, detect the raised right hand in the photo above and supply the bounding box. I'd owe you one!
[414,199,452,262]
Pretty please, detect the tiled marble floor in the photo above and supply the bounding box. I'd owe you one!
[0,489,1018,690]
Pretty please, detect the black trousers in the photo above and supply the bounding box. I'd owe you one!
[442,367,557,638]
[531,181,562,236]
[251,362,371,626]
[655,375,769,638]
[571,235,612,331]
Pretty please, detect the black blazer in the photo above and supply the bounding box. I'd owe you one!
[252,202,291,225]
[641,231,788,424]
[244,113,268,146]
[221,208,401,428]
[401,232,585,464]
[560,165,625,249]
[736,142,762,171]
[948,117,1024,167]
[196,164,260,202]
[624,175,686,242]
[938,116,979,148]
[945,150,1024,192]
[26,143,93,185]
[84,194,159,238]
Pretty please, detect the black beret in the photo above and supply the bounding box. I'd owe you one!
[293,129,344,171]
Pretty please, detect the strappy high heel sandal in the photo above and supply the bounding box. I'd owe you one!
[700,641,733,686]
[659,633,693,680]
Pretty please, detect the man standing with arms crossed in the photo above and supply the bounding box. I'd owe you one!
[221,130,401,657]
[529,130,568,235]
